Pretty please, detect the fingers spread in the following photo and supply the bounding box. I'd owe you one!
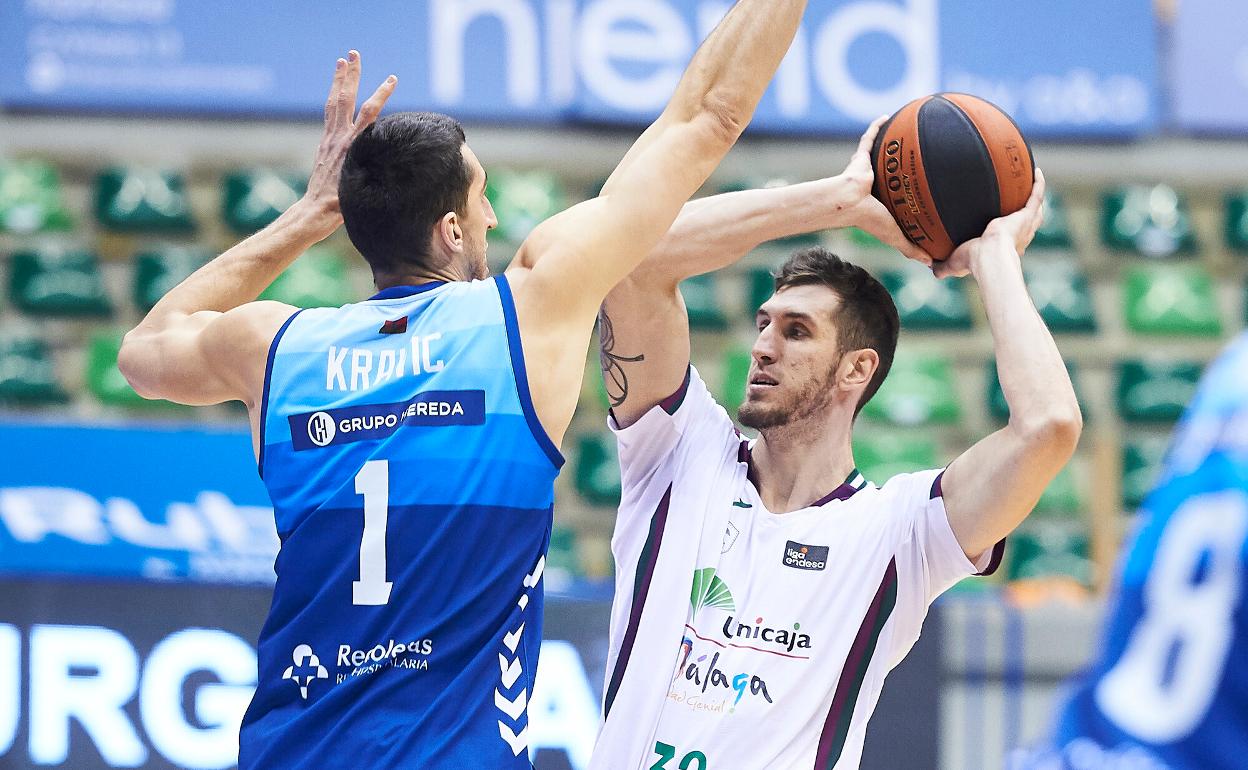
[334,50,362,131]
[355,75,398,136]
[324,57,347,124]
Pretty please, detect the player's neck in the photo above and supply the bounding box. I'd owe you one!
[374,264,464,290]
[752,415,856,513]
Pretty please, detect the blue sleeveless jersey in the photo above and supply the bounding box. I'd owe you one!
[1016,333,1248,770]
[240,277,562,769]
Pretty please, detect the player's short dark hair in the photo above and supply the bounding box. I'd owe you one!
[773,246,899,414]
[339,112,473,283]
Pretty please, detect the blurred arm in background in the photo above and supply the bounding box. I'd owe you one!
[117,53,395,419]
[601,117,929,428]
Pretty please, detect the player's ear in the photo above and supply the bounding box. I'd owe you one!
[839,348,878,391]
[437,211,463,253]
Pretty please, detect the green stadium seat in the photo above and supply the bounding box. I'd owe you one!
[681,274,728,330]
[1116,359,1203,423]
[987,360,1084,423]
[1123,434,1170,510]
[95,167,195,233]
[573,433,620,506]
[1123,265,1222,337]
[487,169,566,244]
[545,525,585,586]
[719,348,752,414]
[718,178,821,248]
[846,227,886,249]
[862,352,960,426]
[85,331,182,409]
[1101,184,1197,257]
[1031,189,1072,250]
[0,333,68,405]
[746,266,776,317]
[9,248,112,317]
[853,431,940,485]
[0,160,73,234]
[1025,259,1097,333]
[1032,463,1085,520]
[1225,190,1248,253]
[133,247,213,312]
[880,266,973,330]
[222,170,306,234]
[260,247,352,308]
[1006,524,1092,585]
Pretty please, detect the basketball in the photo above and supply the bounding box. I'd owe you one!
[871,93,1035,261]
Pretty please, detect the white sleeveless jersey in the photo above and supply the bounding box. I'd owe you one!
[594,367,1000,770]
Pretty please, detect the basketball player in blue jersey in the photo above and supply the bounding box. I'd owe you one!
[1011,333,1248,770]
[117,2,812,765]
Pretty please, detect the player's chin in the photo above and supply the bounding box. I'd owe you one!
[737,400,787,431]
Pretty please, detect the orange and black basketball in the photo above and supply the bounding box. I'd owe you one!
[871,93,1034,261]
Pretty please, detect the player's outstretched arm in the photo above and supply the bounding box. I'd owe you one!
[506,0,808,445]
[940,170,1083,558]
[118,53,396,409]
[515,0,809,307]
[600,117,930,427]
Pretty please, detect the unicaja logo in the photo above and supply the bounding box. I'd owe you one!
[690,568,735,616]
[307,412,336,447]
[283,644,328,700]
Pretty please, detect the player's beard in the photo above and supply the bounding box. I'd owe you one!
[738,365,838,431]
[462,238,489,280]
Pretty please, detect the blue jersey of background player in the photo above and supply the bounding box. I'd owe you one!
[118,8,816,767]
[1015,332,1248,770]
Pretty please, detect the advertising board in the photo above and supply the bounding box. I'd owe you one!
[0,0,1159,136]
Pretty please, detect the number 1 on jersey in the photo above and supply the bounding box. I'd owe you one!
[353,460,393,605]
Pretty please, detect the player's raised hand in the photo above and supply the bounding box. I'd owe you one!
[301,50,398,240]
[935,169,1047,280]
[831,115,933,267]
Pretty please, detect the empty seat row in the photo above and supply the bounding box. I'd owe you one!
[4,246,353,316]
[11,241,1222,337]
[7,160,1248,257]
[0,161,305,235]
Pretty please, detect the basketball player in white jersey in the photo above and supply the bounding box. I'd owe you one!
[589,123,1080,769]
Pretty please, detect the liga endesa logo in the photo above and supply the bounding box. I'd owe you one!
[782,540,829,571]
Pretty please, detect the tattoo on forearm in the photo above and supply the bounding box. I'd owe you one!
[598,309,645,408]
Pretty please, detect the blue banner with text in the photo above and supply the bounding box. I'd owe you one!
[0,0,1159,137]
[0,422,278,584]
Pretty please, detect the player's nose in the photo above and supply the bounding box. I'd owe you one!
[751,327,777,366]
[484,198,499,230]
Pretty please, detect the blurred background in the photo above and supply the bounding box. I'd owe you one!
[0,0,1244,768]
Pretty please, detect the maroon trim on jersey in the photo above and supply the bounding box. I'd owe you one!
[659,366,693,415]
[809,481,864,507]
[813,557,899,770]
[607,365,691,425]
[928,470,1006,577]
[976,540,1007,577]
[737,442,863,507]
[604,484,673,717]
